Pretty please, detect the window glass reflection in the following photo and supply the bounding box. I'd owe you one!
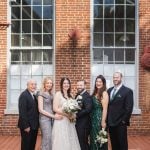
[22,6,31,19]
[33,6,42,19]
[43,6,53,19]
[43,34,52,46]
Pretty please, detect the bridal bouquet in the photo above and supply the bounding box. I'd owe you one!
[95,128,108,147]
[62,98,81,122]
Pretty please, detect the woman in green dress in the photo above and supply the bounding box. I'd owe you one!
[90,75,109,150]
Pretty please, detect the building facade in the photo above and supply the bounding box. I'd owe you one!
[0,0,150,135]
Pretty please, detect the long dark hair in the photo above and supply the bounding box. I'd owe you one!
[60,77,72,99]
[92,75,106,101]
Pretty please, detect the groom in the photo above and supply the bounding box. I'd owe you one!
[75,80,93,150]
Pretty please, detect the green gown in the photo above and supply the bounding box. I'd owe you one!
[90,96,108,150]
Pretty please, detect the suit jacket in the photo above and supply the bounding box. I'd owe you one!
[18,89,39,130]
[107,85,133,127]
[75,91,93,129]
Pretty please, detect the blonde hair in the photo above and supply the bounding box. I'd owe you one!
[40,77,53,95]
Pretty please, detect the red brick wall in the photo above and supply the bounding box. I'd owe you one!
[0,0,150,135]
[55,0,91,92]
[128,0,150,135]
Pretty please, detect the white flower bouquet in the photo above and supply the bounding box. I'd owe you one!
[62,98,81,122]
[95,128,108,147]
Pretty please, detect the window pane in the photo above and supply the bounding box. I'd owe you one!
[43,20,52,33]
[94,5,103,18]
[32,65,42,74]
[33,0,42,5]
[93,48,103,62]
[43,6,53,19]
[43,50,52,64]
[115,5,124,18]
[93,33,103,46]
[126,34,135,46]
[11,50,20,64]
[104,49,113,63]
[32,34,42,46]
[33,20,42,33]
[11,21,20,33]
[115,0,124,4]
[33,6,42,19]
[43,0,53,5]
[104,5,114,18]
[115,34,125,46]
[105,0,114,4]
[94,19,103,32]
[115,19,124,32]
[126,19,135,32]
[104,19,114,32]
[11,34,20,46]
[11,76,20,89]
[94,0,103,4]
[43,34,52,46]
[32,50,42,64]
[104,34,114,46]
[22,20,31,33]
[22,50,31,64]
[125,49,135,63]
[115,49,124,63]
[11,0,21,5]
[22,0,31,5]
[10,65,21,75]
[22,6,31,19]
[11,7,20,19]
[126,0,135,4]
[22,34,31,46]
[126,6,135,18]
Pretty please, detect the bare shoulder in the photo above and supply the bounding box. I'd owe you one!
[102,91,108,97]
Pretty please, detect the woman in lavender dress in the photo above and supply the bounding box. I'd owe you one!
[38,77,62,150]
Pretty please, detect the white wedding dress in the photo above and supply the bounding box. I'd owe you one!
[52,91,81,150]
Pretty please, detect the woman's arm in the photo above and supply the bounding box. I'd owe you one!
[38,95,57,119]
[101,91,109,129]
[53,92,64,115]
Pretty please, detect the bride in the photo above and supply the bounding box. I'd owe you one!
[52,77,81,150]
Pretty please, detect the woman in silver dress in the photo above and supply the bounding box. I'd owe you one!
[38,77,62,150]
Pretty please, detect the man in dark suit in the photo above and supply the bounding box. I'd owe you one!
[18,79,39,150]
[75,80,93,150]
[107,72,133,150]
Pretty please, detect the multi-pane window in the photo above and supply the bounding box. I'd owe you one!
[92,0,140,113]
[8,0,54,110]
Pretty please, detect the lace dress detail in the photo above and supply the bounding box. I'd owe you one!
[52,91,81,150]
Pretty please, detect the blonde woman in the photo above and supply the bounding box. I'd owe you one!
[38,77,62,150]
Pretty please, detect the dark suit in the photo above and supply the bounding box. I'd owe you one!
[75,90,93,150]
[18,89,39,150]
[107,85,133,150]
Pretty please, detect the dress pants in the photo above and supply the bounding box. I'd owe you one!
[76,127,90,150]
[109,124,128,150]
[20,129,38,150]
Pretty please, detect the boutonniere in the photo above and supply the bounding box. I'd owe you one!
[76,95,83,108]
[116,94,121,98]
[77,95,82,100]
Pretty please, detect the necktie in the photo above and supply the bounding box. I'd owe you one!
[111,88,117,101]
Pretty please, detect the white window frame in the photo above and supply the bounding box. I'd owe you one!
[5,0,56,114]
[90,0,141,114]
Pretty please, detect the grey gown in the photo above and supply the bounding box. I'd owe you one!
[39,92,53,150]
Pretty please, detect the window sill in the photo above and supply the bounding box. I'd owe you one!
[4,109,18,114]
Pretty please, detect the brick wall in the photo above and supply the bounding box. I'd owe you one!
[0,0,149,135]
[128,0,150,135]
